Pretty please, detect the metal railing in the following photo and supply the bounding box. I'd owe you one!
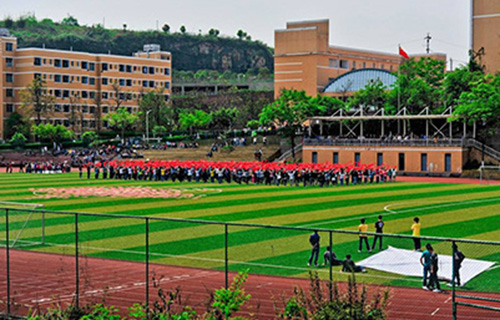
[1,207,499,319]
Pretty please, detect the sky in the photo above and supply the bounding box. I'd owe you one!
[2,0,471,69]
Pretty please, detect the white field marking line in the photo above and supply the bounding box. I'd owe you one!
[445,297,452,303]
[30,270,219,305]
[302,197,500,228]
[431,307,440,316]
[27,241,421,283]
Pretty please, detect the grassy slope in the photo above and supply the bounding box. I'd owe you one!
[0,172,499,292]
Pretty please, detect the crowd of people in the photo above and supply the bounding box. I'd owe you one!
[4,160,72,174]
[80,159,397,187]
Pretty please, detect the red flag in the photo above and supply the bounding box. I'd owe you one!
[399,46,410,59]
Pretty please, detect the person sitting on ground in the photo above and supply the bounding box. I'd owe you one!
[342,254,367,273]
[323,246,343,266]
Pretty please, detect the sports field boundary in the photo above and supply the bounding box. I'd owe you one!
[2,206,500,319]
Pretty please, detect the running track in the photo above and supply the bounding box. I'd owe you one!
[1,250,499,319]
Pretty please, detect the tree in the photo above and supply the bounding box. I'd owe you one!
[348,79,389,111]
[31,123,73,143]
[389,57,446,113]
[138,87,171,130]
[104,108,140,142]
[111,83,125,110]
[442,66,484,107]
[180,25,186,34]
[92,92,103,133]
[236,29,246,40]
[68,95,82,134]
[19,77,55,124]
[210,107,239,130]
[81,131,98,146]
[9,132,27,148]
[61,15,79,26]
[178,110,212,134]
[162,24,170,33]
[453,74,500,125]
[260,89,325,160]
[152,125,167,137]
[208,28,220,37]
[4,17,14,28]
[4,112,29,140]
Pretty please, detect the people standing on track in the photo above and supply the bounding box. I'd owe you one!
[372,215,384,251]
[308,230,320,267]
[428,247,441,292]
[448,244,466,287]
[358,218,371,252]
[411,217,421,251]
[420,243,433,290]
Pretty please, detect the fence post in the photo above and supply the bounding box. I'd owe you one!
[225,224,228,289]
[75,214,79,309]
[5,208,10,315]
[452,241,457,320]
[329,231,333,302]
[145,218,150,311]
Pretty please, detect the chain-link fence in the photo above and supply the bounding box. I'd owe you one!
[1,207,500,319]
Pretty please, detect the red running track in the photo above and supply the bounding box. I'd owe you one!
[1,249,499,319]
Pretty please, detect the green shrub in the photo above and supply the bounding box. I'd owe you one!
[9,132,27,148]
[82,131,98,146]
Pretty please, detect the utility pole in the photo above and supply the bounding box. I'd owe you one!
[425,33,432,54]
[450,58,454,71]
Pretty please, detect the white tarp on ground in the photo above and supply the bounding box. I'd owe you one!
[357,246,496,285]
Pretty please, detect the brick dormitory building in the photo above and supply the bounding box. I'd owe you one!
[0,30,172,139]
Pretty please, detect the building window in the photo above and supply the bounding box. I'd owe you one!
[34,73,42,80]
[89,77,95,85]
[340,60,349,69]
[63,105,70,113]
[89,63,95,71]
[55,90,62,97]
[54,104,62,112]
[55,74,61,82]
[5,42,13,51]
[126,65,132,73]
[164,94,170,102]
[164,81,170,89]
[81,91,88,99]
[372,62,376,68]
[102,106,109,113]
[354,153,360,165]
[71,61,74,67]
[102,92,108,100]
[362,62,366,68]
[149,67,155,74]
[312,152,318,164]
[81,61,88,69]
[54,59,61,67]
[149,80,155,88]
[445,154,452,172]
[102,78,108,85]
[126,79,132,86]
[381,64,385,69]
[102,63,108,71]
[6,88,13,97]
[377,153,383,166]
[352,61,356,70]
[164,68,170,76]
[333,152,339,164]
[90,91,95,99]
[119,79,125,86]
[6,104,14,113]
[142,66,148,74]
[390,65,393,71]
[5,57,13,67]
[82,105,89,113]
[398,153,405,171]
[6,73,13,83]
[63,75,70,83]
[119,64,125,72]
[82,76,89,84]
[62,60,69,68]
[143,80,148,87]
[329,59,339,68]
[34,57,42,66]
[63,90,70,98]
[90,106,96,114]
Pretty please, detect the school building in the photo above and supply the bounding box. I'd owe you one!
[0,32,172,139]
[274,19,446,98]
[472,0,500,74]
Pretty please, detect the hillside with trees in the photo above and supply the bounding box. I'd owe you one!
[0,14,274,73]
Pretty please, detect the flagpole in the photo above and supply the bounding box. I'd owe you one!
[397,44,401,112]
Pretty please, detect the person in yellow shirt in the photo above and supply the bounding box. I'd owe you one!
[358,218,371,252]
[411,217,421,251]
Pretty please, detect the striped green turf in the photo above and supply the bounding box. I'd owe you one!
[0,172,499,293]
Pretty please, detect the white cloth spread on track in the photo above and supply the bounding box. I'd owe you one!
[357,246,495,285]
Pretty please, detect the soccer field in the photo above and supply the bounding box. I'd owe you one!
[1,172,499,293]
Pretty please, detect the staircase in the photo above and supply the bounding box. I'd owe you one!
[277,143,303,162]
[466,139,500,163]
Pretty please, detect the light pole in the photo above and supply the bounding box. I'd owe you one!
[146,110,152,144]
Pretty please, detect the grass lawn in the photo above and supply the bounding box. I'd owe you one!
[1,172,499,293]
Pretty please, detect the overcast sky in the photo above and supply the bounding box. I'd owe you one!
[3,0,471,69]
